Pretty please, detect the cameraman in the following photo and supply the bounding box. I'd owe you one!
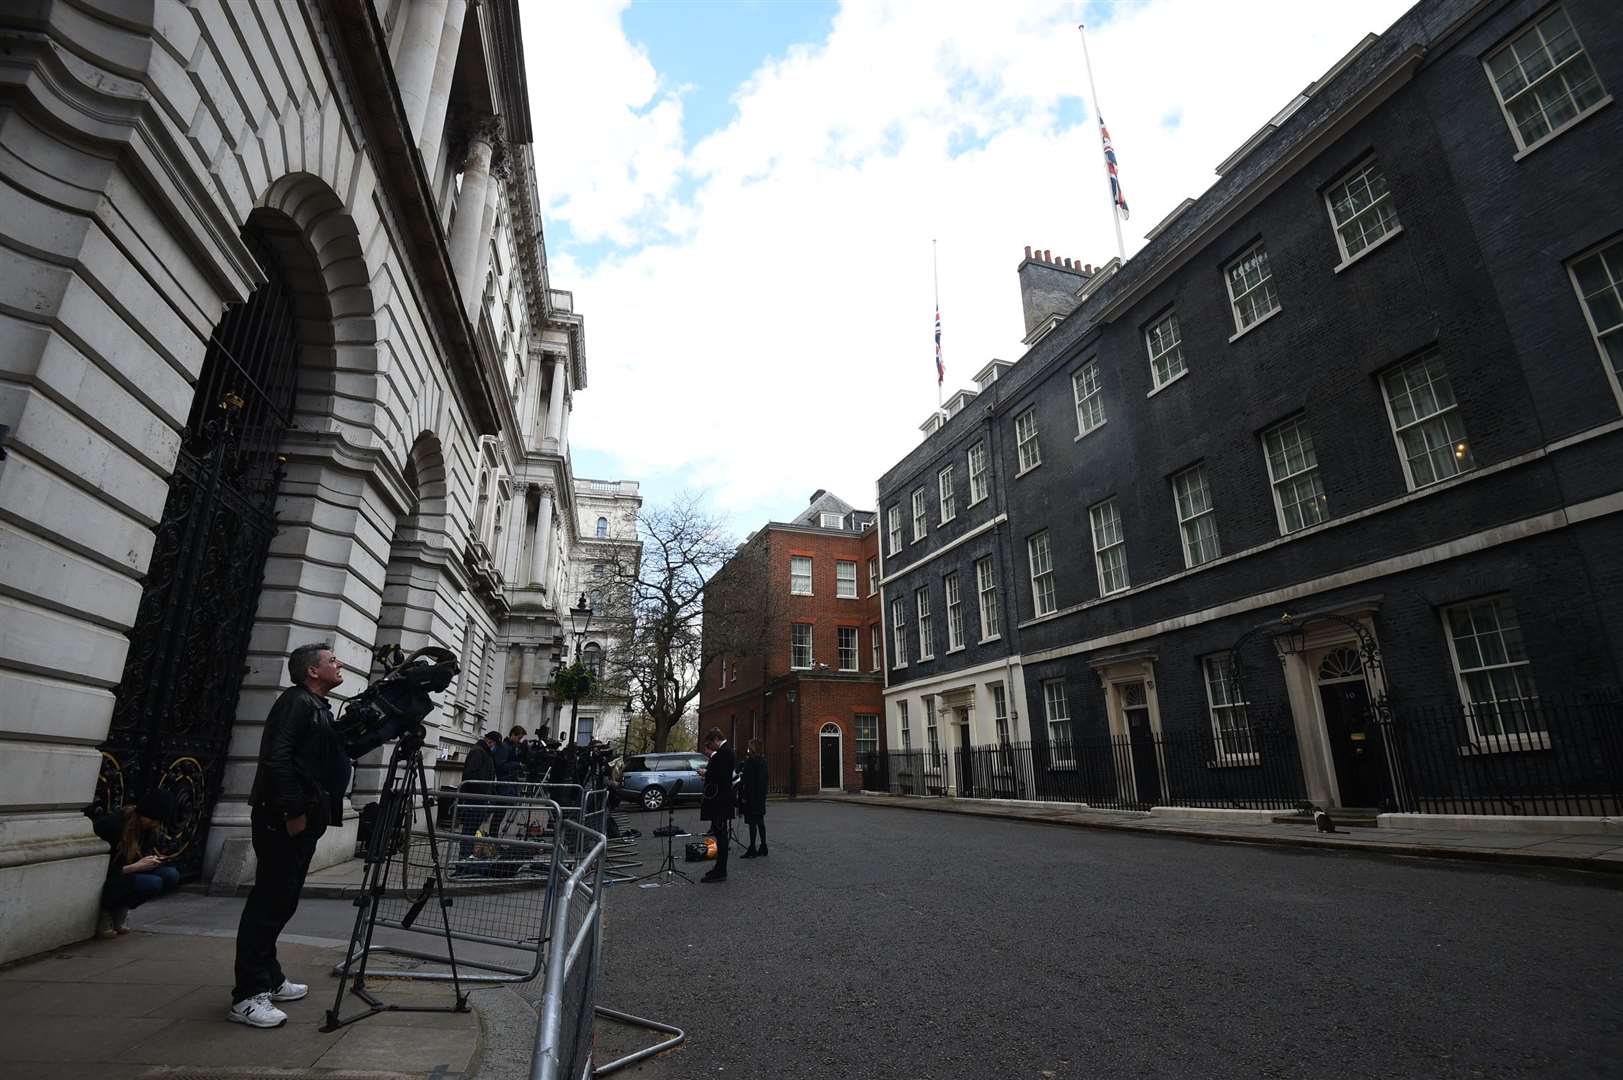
[493,726,529,833]
[230,642,350,1030]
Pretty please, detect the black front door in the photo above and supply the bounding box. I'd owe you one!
[1319,681,1389,808]
[1127,710,1161,807]
[820,732,841,789]
[94,239,300,878]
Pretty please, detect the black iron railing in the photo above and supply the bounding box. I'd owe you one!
[1382,695,1623,817]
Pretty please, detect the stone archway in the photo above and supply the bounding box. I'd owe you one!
[200,173,385,875]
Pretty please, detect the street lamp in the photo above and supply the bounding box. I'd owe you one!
[566,592,592,745]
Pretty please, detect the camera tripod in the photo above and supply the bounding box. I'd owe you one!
[637,780,695,885]
[323,730,469,1031]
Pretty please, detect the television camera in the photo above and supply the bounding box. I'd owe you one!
[332,644,460,759]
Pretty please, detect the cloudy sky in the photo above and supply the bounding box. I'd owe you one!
[522,0,1415,533]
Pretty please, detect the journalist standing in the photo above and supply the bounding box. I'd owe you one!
[739,739,769,858]
[230,643,350,1029]
[698,728,735,883]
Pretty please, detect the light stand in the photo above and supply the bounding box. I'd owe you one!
[324,729,469,1031]
[638,779,694,885]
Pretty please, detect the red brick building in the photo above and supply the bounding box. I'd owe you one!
[699,491,885,794]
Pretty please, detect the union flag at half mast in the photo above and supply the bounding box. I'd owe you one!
[1100,118,1129,221]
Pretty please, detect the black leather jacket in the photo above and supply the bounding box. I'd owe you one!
[248,685,351,828]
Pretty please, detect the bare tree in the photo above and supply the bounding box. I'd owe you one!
[600,494,742,753]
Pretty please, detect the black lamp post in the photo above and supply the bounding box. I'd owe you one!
[565,592,593,745]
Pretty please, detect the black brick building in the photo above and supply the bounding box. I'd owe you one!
[874,0,1623,817]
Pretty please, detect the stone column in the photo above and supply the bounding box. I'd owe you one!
[544,355,567,445]
[447,118,499,316]
[501,481,529,582]
[395,0,450,141]
[532,485,554,587]
[515,645,537,732]
[417,0,468,180]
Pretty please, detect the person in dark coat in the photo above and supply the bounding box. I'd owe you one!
[92,788,181,936]
[739,739,769,858]
[698,727,735,883]
[230,641,351,1029]
[458,732,501,858]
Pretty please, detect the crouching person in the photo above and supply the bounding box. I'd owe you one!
[92,789,181,937]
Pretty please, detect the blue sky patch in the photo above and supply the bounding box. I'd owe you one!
[622,0,838,149]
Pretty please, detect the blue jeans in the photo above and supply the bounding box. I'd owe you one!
[103,865,179,911]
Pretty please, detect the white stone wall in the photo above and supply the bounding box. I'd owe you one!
[0,0,550,963]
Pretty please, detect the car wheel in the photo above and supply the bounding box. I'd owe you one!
[640,786,666,811]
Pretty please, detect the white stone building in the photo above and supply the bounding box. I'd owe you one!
[559,478,643,748]
[0,0,632,963]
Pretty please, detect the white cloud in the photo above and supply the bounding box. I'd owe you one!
[527,0,1415,518]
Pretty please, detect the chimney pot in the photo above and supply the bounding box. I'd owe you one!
[1063,257,1072,269]
[1085,263,1093,273]
[1024,245,1032,260]
[1043,249,1051,262]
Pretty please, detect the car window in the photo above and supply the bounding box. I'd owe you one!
[625,756,648,773]
[687,756,708,772]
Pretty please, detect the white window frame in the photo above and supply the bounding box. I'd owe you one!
[1225,242,1281,336]
[836,560,858,598]
[1145,313,1186,390]
[1073,361,1105,435]
[975,555,1001,642]
[891,597,908,667]
[1171,465,1220,569]
[887,505,902,555]
[1202,655,1257,765]
[718,655,728,689]
[967,441,989,505]
[990,683,1011,745]
[1263,416,1329,535]
[790,555,813,596]
[915,586,933,661]
[938,465,956,523]
[1043,679,1074,767]
[867,556,880,596]
[911,488,927,542]
[1014,407,1041,473]
[871,623,882,672]
[1380,352,1474,491]
[925,696,940,761]
[856,713,878,762]
[1483,6,1611,159]
[1442,596,1546,751]
[898,700,911,752]
[1567,237,1623,412]
[944,571,964,651]
[790,622,813,670]
[1089,499,1129,596]
[819,511,845,529]
[1027,531,1056,617]
[837,626,858,671]
[1325,157,1402,267]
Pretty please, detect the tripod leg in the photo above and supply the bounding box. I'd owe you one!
[413,752,468,1011]
[326,741,408,1029]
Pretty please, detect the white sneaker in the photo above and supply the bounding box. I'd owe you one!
[269,978,308,1002]
[228,993,287,1028]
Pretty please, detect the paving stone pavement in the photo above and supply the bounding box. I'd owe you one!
[0,928,481,1079]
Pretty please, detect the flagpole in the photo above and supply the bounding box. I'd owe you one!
[933,238,943,409]
[1079,24,1126,263]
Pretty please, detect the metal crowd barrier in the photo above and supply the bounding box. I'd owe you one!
[531,818,606,1080]
[333,787,563,984]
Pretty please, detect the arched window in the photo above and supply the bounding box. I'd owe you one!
[590,588,603,610]
[596,516,608,538]
[583,642,604,677]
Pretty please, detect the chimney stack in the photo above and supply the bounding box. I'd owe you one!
[1017,245,1095,338]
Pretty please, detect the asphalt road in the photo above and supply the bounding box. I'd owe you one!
[593,800,1623,1080]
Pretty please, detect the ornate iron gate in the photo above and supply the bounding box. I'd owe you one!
[95,240,301,878]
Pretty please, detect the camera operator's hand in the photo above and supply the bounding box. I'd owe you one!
[286,814,307,837]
